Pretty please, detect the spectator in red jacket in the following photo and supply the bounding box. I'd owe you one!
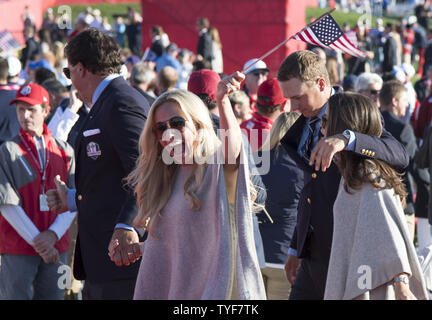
[241,77,290,151]
[0,83,75,299]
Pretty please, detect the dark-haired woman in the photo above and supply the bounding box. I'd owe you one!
[322,93,428,300]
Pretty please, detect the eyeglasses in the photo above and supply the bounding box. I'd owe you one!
[251,70,268,77]
[154,116,187,136]
[368,89,380,96]
[63,67,70,79]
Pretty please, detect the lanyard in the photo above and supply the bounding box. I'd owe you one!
[20,133,50,193]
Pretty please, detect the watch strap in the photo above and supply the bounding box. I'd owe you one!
[393,276,409,284]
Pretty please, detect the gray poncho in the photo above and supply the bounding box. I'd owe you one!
[133,146,266,300]
[325,178,429,300]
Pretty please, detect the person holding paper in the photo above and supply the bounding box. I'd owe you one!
[0,83,76,300]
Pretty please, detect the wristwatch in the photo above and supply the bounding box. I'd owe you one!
[341,129,351,143]
[393,276,409,284]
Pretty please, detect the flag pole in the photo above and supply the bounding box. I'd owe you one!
[241,8,336,74]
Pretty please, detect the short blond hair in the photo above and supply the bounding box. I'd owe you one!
[277,50,330,85]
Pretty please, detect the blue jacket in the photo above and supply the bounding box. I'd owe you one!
[155,53,183,75]
[257,146,304,265]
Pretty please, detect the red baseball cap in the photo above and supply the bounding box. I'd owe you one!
[187,69,221,101]
[10,83,50,106]
[257,78,287,107]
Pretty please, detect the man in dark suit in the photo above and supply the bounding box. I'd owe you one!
[379,81,418,239]
[149,25,166,59]
[277,50,409,300]
[20,26,40,69]
[61,28,148,299]
[0,58,19,145]
[382,23,399,73]
[196,17,214,64]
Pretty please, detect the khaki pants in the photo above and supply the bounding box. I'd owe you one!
[261,267,291,300]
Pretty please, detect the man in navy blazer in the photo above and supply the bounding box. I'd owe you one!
[196,17,214,64]
[277,50,409,300]
[63,28,148,299]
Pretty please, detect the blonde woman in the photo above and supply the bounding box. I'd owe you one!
[209,27,223,74]
[124,72,266,299]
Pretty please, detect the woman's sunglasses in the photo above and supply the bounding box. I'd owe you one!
[63,67,70,79]
[154,116,187,135]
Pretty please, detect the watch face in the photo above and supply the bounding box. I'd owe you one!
[342,130,350,140]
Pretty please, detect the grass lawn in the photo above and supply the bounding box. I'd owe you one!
[52,2,141,24]
[306,7,399,28]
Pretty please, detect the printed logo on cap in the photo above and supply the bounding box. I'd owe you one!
[20,86,31,96]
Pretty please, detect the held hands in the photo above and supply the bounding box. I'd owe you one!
[309,134,348,172]
[216,71,245,102]
[46,175,69,214]
[108,229,142,267]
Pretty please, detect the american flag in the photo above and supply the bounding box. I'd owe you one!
[0,30,22,56]
[293,13,366,58]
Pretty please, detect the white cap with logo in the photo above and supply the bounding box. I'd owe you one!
[243,58,269,75]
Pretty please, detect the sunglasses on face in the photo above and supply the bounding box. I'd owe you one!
[154,116,187,136]
[63,67,70,79]
[368,89,380,96]
[251,70,268,77]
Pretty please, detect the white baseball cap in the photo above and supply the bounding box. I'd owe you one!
[243,58,269,75]
[392,66,406,83]
[6,56,21,77]
[401,63,415,78]
[408,16,417,25]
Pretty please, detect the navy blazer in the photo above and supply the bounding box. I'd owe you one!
[257,146,304,265]
[197,31,214,62]
[73,77,148,282]
[381,110,418,214]
[280,113,409,262]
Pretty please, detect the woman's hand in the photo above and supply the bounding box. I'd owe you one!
[215,72,245,167]
[394,282,417,300]
[215,71,245,102]
[393,274,417,300]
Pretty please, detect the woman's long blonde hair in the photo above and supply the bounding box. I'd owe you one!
[208,27,222,50]
[126,89,221,236]
[260,112,300,152]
